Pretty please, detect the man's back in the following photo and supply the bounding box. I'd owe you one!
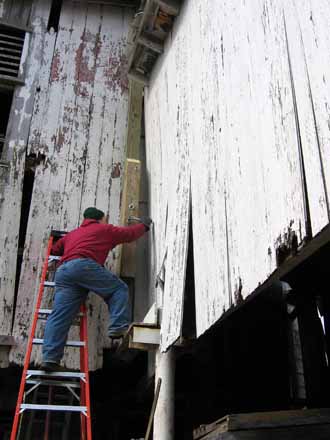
[52,219,146,266]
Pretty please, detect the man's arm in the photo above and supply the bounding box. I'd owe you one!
[51,236,66,256]
[109,223,148,247]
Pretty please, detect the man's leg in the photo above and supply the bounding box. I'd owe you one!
[76,259,131,336]
[42,262,88,364]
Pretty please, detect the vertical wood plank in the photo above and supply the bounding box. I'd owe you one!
[0,0,52,339]
[289,0,330,225]
[284,0,329,236]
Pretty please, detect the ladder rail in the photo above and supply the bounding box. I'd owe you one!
[10,236,54,440]
[81,303,92,440]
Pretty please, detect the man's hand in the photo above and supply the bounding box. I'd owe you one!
[140,216,152,230]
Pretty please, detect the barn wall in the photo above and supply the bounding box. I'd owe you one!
[144,0,330,351]
[0,0,53,342]
[9,1,133,370]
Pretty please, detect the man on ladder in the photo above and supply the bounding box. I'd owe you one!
[41,207,151,372]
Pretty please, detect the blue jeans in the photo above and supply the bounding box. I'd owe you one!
[42,258,130,363]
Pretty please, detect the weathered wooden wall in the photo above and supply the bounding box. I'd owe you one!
[6,1,132,370]
[0,0,32,27]
[144,0,330,351]
[0,0,52,346]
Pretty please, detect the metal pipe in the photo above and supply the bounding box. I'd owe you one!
[153,347,175,440]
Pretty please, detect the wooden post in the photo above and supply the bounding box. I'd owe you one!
[154,347,175,440]
[296,291,328,406]
[126,79,144,160]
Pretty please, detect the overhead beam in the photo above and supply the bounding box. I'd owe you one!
[138,33,164,54]
[153,0,180,16]
[128,70,149,86]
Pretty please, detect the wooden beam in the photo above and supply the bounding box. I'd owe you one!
[153,0,180,16]
[0,335,16,346]
[126,79,144,159]
[138,33,164,54]
[119,159,142,277]
[127,323,160,349]
[71,0,139,7]
[128,69,149,86]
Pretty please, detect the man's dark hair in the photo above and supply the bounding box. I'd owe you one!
[83,207,105,221]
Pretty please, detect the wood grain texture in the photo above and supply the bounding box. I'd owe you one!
[0,0,52,338]
[10,3,132,370]
[144,0,330,344]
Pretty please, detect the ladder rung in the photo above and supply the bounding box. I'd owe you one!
[26,378,80,388]
[33,338,85,347]
[44,281,55,287]
[20,404,87,413]
[38,309,84,317]
[27,370,86,379]
[49,255,61,260]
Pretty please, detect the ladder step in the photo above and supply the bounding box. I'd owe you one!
[26,379,80,388]
[49,255,61,260]
[27,370,86,380]
[38,309,84,317]
[33,338,85,347]
[44,281,55,287]
[20,404,87,413]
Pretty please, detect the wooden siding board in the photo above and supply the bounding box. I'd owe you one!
[0,1,52,339]
[10,4,132,369]
[290,0,330,224]
[284,0,329,236]
[145,2,191,351]
[189,1,230,335]
[10,0,79,365]
[145,0,329,341]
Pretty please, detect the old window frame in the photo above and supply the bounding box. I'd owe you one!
[0,20,32,87]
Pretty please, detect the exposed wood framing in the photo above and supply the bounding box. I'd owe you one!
[127,0,182,82]
[9,2,133,370]
[153,0,180,16]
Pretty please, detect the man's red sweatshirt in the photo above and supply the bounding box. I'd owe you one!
[51,219,146,266]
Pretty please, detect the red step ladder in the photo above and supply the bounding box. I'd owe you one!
[10,230,92,440]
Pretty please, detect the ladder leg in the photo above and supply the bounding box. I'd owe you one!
[80,303,92,440]
[43,386,53,440]
[10,237,54,440]
[80,304,87,440]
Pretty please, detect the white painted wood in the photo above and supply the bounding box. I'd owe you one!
[143,303,157,324]
[132,326,160,345]
[145,3,191,351]
[145,0,327,342]
[289,0,330,226]
[0,0,52,339]
[284,0,329,236]
[10,3,132,370]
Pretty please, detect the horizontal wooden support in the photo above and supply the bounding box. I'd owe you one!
[0,19,32,33]
[71,0,139,7]
[127,323,160,350]
[0,335,16,346]
[0,74,25,87]
[138,33,164,54]
[128,69,149,86]
[153,0,180,16]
